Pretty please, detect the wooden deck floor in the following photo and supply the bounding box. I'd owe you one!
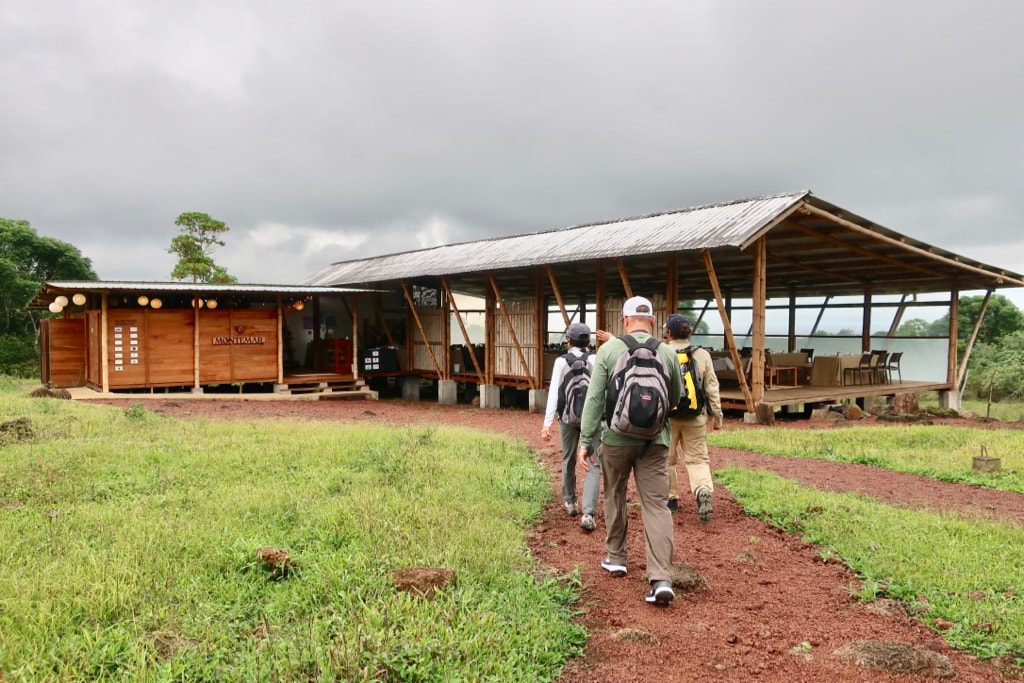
[719,379,948,412]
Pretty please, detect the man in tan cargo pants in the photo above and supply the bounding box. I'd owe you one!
[578,296,682,606]
[664,313,723,522]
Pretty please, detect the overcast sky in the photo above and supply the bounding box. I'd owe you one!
[3,1,1023,309]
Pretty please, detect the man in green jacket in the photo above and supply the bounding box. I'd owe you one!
[579,296,683,605]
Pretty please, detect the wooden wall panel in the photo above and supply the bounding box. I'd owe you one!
[494,299,536,378]
[223,310,278,382]
[40,318,86,387]
[602,294,666,338]
[87,311,102,387]
[412,309,444,372]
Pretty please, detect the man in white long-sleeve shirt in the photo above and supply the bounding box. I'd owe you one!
[541,323,602,532]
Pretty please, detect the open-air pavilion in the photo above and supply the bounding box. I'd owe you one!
[300,190,1024,418]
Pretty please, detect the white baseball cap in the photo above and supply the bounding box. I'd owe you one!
[622,296,655,318]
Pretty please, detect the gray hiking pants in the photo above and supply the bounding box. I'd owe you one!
[560,422,602,516]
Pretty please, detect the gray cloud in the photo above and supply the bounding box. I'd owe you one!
[3,0,1023,310]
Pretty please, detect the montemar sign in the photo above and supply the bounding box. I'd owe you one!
[212,335,266,345]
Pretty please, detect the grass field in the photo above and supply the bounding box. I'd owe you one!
[3,379,1023,678]
[0,380,584,681]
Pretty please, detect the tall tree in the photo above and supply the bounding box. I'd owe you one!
[168,212,237,283]
[0,218,97,375]
[929,294,1024,349]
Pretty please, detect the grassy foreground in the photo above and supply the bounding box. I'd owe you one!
[712,412,1024,665]
[0,382,585,681]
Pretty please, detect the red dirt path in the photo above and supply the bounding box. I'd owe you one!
[92,397,1022,681]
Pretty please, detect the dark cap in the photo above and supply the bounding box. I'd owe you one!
[666,314,690,336]
[567,322,591,342]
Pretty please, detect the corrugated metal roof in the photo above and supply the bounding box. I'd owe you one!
[302,191,808,286]
[42,281,370,295]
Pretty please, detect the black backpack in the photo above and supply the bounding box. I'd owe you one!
[604,335,672,439]
[669,345,707,418]
[556,351,591,426]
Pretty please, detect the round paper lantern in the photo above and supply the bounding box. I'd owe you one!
[48,302,63,313]
[206,299,218,309]
[293,300,305,311]
[72,293,87,305]
[54,295,69,307]
[137,295,149,306]
[150,298,163,309]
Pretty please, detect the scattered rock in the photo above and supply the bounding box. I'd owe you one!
[254,547,298,580]
[29,385,71,399]
[391,566,457,600]
[671,562,709,592]
[0,417,35,444]
[863,599,907,618]
[876,412,935,425]
[610,628,659,645]
[833,640,955,678]
[923,406,958,418]
[893,393,920,414]
[734,550,762,565]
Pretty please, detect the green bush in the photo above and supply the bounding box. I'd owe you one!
[964,331,1024,401]
[0,334,38,378]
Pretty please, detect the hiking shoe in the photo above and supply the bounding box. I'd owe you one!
[667,498,678,514]
[600,558,627,577]
[697,488,713,523]
[580,513,596,532]
[564,501,579,517]
[645,580,675,605]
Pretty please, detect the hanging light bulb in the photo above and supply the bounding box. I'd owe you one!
[150,298,163,309]
[48,302,63,313]
[137,295,149,306]
[72,293,87,306]
[206,298,218,309]
[54,295,69,307]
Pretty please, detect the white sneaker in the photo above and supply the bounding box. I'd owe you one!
[645,580,675,605]
[600,558,627,576]
[580,513,596,532]
[564,501,579,517]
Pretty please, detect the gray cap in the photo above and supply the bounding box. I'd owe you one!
[567,323,591,342]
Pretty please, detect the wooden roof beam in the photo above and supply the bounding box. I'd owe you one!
[786,217,949,280]
[797,203,1024,287]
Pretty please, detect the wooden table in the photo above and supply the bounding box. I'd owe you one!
[809,355,863,386]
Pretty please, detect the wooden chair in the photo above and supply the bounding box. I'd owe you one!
[843,352,874,385]
[870,350,889,384]
[882,351,903,383]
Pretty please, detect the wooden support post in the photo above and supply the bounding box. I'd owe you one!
[948,287,960,386]
[751,238,767,405]
[787,289,797,352]
[487,273,535,390]
[101,293,109,393]
[401,280,444,377]
[193,299,201,390]
[703,250,753,411]
[861,290,872,353]
[546,265,571,329]
[535,269,544,388]
[276,296,284,383]
[666,253,678,318]
[616,258,633,299]
[957,289,991,391]
[596,260,606,343]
